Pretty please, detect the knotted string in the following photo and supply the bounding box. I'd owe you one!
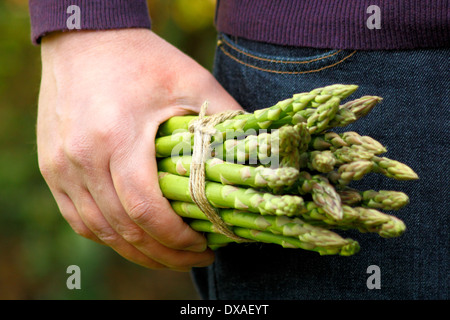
[188,101,252,243]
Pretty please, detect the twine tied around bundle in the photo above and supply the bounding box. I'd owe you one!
[188,101,252,243]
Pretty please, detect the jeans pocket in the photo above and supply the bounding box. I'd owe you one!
[217,33,357,75]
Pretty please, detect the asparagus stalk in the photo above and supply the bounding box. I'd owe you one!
[171,201,344,239]
[217,132,271,164]
[339,132,387,154]
[187,218,360,256]
[301,145,376,174]
[154,119,301,160]
[157,155,299,191]
[371,156,419,180]
[332,145,378,165]
[309,131,348,150]
[326,96,382,129]
[287,171,344,221]
[327,156,419,185]
[338,188,410,210]
[346,207,406,238]
[300,150,337,173]
[308,175,344,220]
[156,129,277,163]
[305,97,341,134]
[216,123,308,168]
[155,130,194,158]
[340,95,382,119]
[302,202,406,238]
[327,160,375,186]
[158,172,306,217]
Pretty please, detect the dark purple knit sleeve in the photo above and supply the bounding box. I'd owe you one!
[29,0,152,45]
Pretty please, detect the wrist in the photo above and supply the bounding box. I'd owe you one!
[42,28,153,59]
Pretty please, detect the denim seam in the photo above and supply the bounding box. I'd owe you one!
[219,44,357,74]
[220,36,343,64]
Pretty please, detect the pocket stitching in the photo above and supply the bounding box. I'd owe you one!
[219,45,357,75]
[220,36,343,64]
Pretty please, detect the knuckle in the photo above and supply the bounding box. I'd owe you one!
[77,211,120,244]
[38,149,67,180]
[128,200,155,224]
[120,227,146,246]
[63,135,94,168]
[167,231,200,250]
[72,224,95,240]
[94,122,122,144]
[94,228,120,245]
[38,159,54,180]
[90,117,129,152]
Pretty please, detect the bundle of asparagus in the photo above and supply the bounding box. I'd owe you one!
[155,84,418,256]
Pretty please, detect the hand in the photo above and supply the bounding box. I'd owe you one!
[37,29,243,271]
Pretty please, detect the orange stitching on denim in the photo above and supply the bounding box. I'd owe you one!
[221,36,342,64]
[219,46,357,74]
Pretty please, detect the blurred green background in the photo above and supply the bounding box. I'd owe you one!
[0,0,218,299]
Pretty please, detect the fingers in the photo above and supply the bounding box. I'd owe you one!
[52,190,103,245]
[46,147,215,270]
[109,125,212,254]
[84,165,215,270]
[56,185,169,269]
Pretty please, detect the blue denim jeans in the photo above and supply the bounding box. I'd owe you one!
[191,33,449,300]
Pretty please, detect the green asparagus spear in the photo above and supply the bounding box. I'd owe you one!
[171,201,344,239]
[157,156,299,191]
[158,172,306,217]
[288,171,344,221]
[217,124,306,168]
[300,150,337,173]
[338,188,410,210]
[302,202,406,238]
[327,156,418,185]
[309,131,348,151]
[306,97,341,134]
[327,160,374,186]
[327,96,382,128]
[371,156,419,180]
[187,219,360,256]
[339,132,387,154]
[301,142,383,174]
[308,175,344,220]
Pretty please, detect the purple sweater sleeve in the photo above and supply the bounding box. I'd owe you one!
[29,0,152,45]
